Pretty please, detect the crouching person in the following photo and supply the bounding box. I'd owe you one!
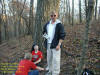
[15,53,44,75]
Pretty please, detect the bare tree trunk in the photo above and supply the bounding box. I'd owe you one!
[33,0,45,50]
[18,0,26,37]
[2,0,9,40]
[0,15,1,44]
[95,0,98,20]
[64,0,69,24]
[77,0,95,75]
[72,0,74,26]
[29,0,34,35]
[99,7,100,18]
[0,0,1,43]
[88,0,95,19]
[0,0,2,44]
[68,0,71,24]
[79,0,82,23]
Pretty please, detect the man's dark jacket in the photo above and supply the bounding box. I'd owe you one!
[43,21,66,49]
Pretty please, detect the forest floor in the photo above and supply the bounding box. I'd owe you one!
[0,22,100,75]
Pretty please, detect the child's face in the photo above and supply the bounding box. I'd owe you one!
[34,45,38,50]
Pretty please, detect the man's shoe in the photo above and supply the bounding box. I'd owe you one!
[45,66,49,72]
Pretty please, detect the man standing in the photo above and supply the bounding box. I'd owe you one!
[43,11,66,75]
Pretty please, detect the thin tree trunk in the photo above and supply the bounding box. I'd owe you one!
[65,0,69,24]
[99,7,100,18]
[33,0,44,50]
[18,16,21,36]
[0,15,1,44]
[0,0,1,43]
[29,0,34,35]
[77,0,95,75]
[18,0,26,36]
[68,0,71,24]
[79,0,82,23]
[3,0,9,40]
[72,0,74,26]
[85,0,88,19]
[95,0,98,20]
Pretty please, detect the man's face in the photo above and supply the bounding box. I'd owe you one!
[50,12,57,22]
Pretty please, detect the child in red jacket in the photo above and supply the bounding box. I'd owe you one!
[31,45,43,65]
[15,53,44,75]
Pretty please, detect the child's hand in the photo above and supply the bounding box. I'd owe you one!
[40,68,44,71]
[37,67,44,71]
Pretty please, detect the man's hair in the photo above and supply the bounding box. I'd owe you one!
[50,10,58,18]
[51,11,56,14]
[24,52,32,60]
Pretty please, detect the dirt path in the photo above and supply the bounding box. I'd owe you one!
[0,31,100,75]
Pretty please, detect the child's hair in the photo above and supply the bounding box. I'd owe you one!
[31,43,39,53]
[31,44,36,53]
[24,52,32,60]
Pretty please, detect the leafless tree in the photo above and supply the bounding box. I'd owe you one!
[72,0,74,26]
[95,0,98,20]
[79,0,82,23]
[77,0,95,75]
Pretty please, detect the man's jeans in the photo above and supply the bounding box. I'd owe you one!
[47,43,61,75]
[28,70,39,75]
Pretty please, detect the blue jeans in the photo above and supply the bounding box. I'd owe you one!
[28,70,39,75]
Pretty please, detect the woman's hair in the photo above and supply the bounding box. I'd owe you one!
[24,52,32,60]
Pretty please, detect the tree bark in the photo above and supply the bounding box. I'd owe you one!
[79,0,82,23]
[77,0,95,75]
[99,7,100,18]
[68,0,71,24]
[95,0,98,20]
[72,0,74,26]
[29,0,34,35]
[0,15,1,44]
[2,0,9,40]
